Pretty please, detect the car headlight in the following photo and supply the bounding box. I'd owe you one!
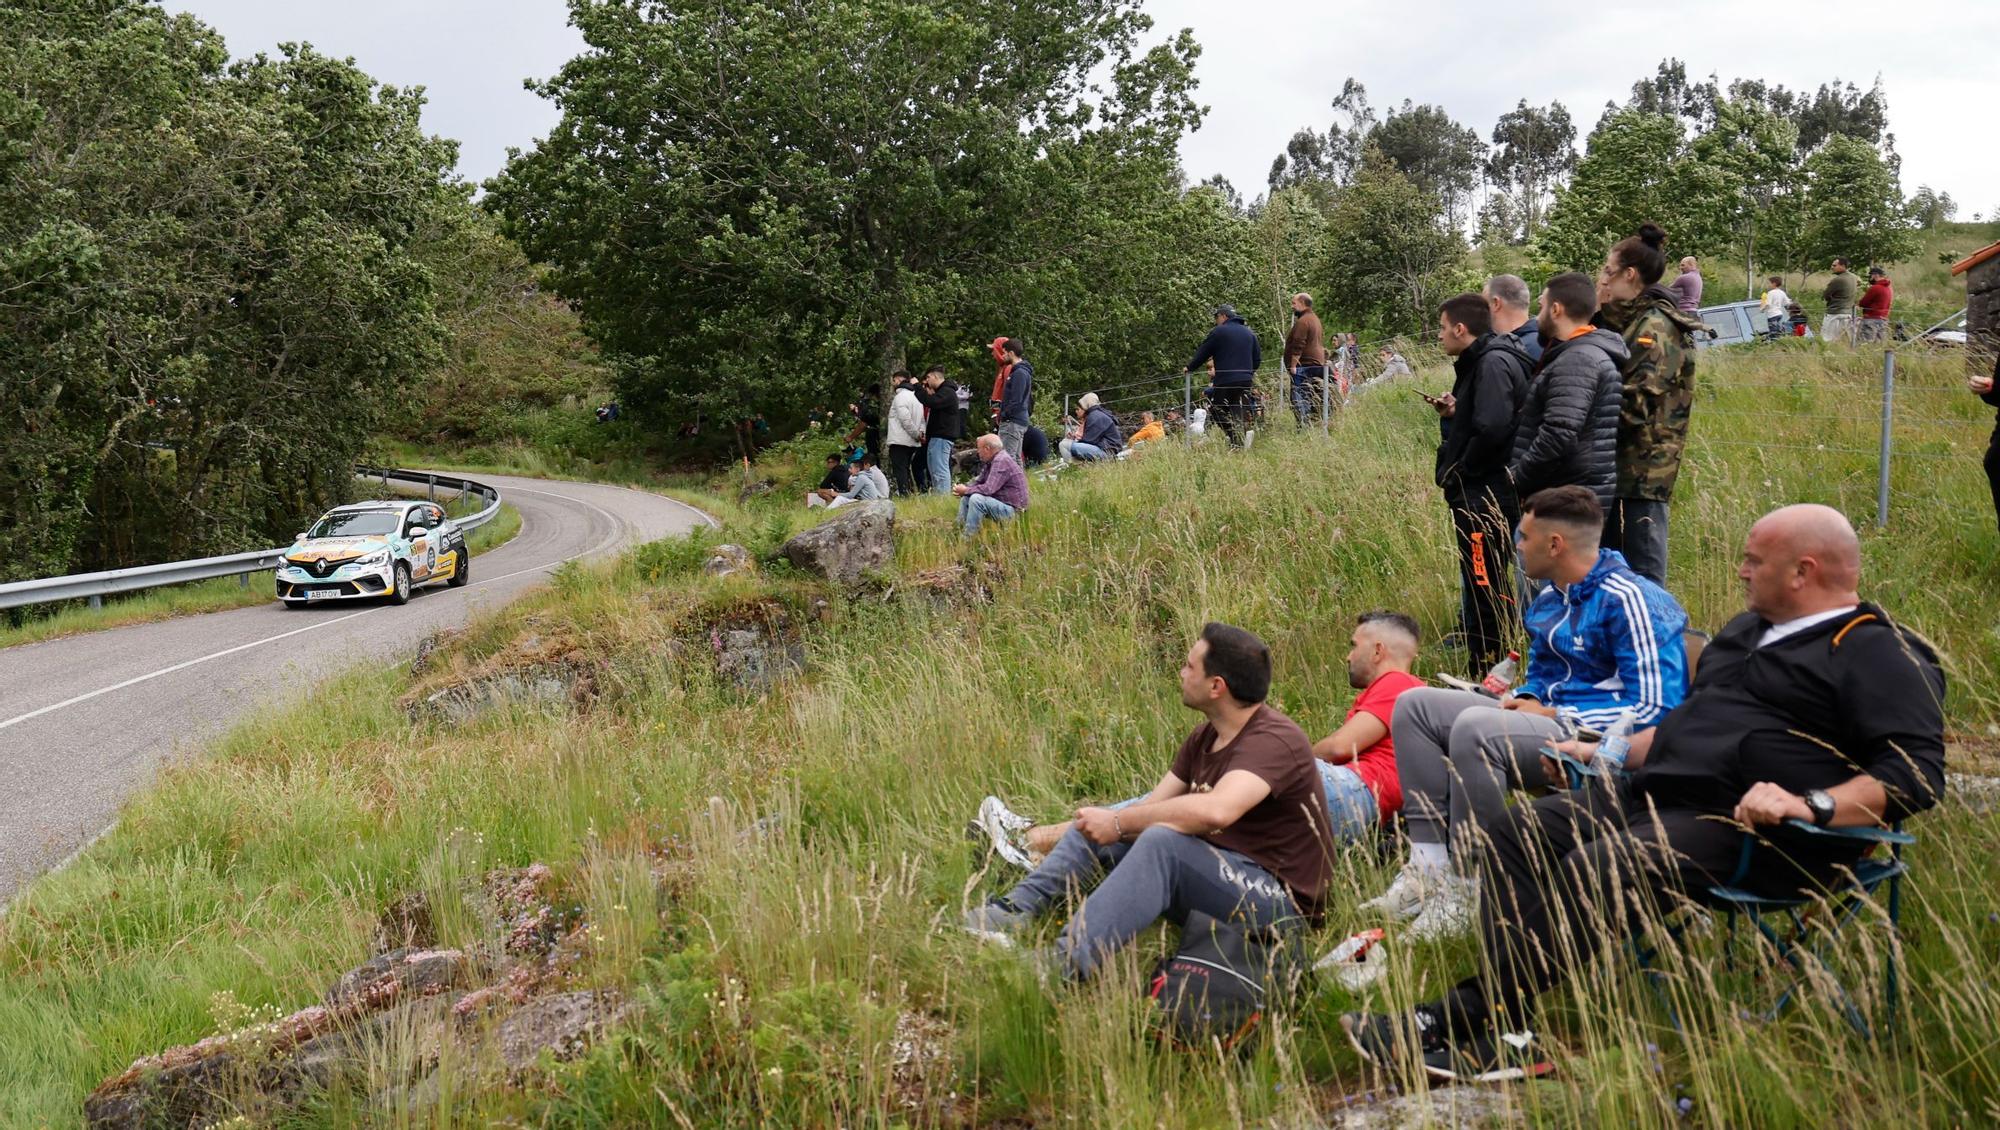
[353,550,389,568]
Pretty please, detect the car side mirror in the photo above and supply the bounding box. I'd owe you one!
[295,532,306,542]
[408,526,428,539]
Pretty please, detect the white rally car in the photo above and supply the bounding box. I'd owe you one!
[276,500,469,608]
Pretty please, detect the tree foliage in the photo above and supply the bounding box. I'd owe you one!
[0,1,457,581]
[1371,101,1485,229]
[1485,99,1577,243]
[1320,149,1468,336]
[489,0,1238,422]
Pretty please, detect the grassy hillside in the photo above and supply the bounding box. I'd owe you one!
[3,345,1997,1126]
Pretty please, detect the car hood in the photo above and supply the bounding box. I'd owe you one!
[287,537,389,562]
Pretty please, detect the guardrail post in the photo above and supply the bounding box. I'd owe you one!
[1876,350,1895,528]
[239,572,248,589]
[426,474,437,503]
[88,595,102,610]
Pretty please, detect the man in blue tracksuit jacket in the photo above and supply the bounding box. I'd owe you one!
[1364,484,1689,940]
[1185,304,1261,446]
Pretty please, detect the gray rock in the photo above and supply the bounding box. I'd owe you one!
[702,543,754,578]
[1328,1086,1519,1128]
[411,668,578,725]
[326,948,474,1009]
[497,990,636,1072]
[713,623,804,694]
[780,499,896,585]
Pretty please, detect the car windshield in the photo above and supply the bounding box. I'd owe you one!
[305,511,398,539]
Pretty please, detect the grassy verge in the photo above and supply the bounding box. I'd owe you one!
[3,346,1997,1125]
[0,502,522,652]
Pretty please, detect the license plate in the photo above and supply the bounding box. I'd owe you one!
[306,588,340,600]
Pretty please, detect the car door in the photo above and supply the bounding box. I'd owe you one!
[405,505,434,580]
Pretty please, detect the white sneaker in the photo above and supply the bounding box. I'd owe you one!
[1358,864,1444,919]
[1407,876,1478,943]
[973,796,1036,871]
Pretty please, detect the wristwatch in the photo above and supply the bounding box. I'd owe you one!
[1804,789,1837,828]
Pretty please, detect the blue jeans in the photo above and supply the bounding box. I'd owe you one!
[1005,825,1300,979]
[1068,441,1108,461]
[1290,366,1325,425]
[958,493,1017,534]
[926,438,954,493]
[1106,763,1377,845]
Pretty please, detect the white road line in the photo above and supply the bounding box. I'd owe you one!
[0,484,648,735]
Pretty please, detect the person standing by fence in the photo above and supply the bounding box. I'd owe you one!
[1185,304,1261,447]
[1667,256,1703,313]
[1857,267,1894,344]
[1595,223,1701,586]
[919,365,963,494]
[1822,258,1859,344]
[1759,276,1792,337]
[995,338,1033,461]
[886,372,926,495]
[1974,350,2000,534]
[1284,293,1329,426]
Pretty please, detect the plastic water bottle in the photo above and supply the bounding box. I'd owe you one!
[1481,650,1521,697]
[1597,708,1638,772]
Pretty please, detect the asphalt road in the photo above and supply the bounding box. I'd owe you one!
[0,474,712,905]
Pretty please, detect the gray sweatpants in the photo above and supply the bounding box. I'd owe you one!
[1003,824,1300,979]
[1392,687,1566,857]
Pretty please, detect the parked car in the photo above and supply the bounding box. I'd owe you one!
[1692,300,1771,350]
[275,500,468,607]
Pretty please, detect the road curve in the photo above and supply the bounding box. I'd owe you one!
[0,474,712,904]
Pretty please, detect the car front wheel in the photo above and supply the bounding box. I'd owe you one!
[388,562,412,606]
[447,549,470,587]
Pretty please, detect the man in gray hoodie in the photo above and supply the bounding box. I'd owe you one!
[1507,273,1624,510]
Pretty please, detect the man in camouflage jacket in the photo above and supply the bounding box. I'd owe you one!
[1596,285,1701,585]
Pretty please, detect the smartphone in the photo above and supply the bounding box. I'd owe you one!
[1415,390,1443,405]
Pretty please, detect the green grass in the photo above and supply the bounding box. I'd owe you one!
[0,503,522,652]
[3,346,1998,1126]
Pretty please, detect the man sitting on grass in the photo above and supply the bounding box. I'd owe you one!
[808,451,889,508]
[1343,504,1945,1083]
[972,611,1425,866]
[961,623,1336,980]
[953,433,1028,535]
[1364,485,1688,942]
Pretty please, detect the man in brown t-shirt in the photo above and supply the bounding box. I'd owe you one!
[963,623,1336,979]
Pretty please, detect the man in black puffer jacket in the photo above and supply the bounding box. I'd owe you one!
[1508,272,1623,509]
[1433,293,1532,675]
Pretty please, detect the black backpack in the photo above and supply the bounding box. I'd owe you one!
[1148,911,1307,1052]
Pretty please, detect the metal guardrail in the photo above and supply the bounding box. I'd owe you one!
[0,468,501,612]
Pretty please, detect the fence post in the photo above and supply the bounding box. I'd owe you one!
[1182,372,1192,447]
[1321,366,1331,435]
[1876,350,1895,528]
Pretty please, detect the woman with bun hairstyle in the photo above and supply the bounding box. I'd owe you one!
[1594,222,1703,586]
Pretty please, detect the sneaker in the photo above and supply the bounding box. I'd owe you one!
[969,796,1036,871]
[1407,876,1478,943]
[1358,864,1443,919]
[961,898,1034,946]
[1342,1007,1553,1083]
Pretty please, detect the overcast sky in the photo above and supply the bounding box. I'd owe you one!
[168,0,1992,216]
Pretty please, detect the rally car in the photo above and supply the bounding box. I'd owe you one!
[275,500,469,608]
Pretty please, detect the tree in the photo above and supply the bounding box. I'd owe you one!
[1321,148,1467,336]
[1,1,455,581]
[489,0,1217,424]
[1908,186,1958,229]
[1266,77,1375,199]
[1785,135,1918,275]
[1486,100,1576,242]
[1370,101,1485,229]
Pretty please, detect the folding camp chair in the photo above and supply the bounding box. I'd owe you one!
[1636,818,1913,1040]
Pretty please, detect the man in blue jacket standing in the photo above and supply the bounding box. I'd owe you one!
[1185,305,1262,447]
[996,338,1033,462]
[1363,485,1688,941]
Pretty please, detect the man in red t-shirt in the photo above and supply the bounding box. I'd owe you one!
[1311,611,1425,840]
[962,623,1336,980]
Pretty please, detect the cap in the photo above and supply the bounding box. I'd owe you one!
[1212,304,1237,319]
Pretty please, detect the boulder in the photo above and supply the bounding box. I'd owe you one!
[712,621,804,694]
[325,948,475,1009]
[497,990,636,1072]
[702,543,754,578]
[780,499,896,585]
